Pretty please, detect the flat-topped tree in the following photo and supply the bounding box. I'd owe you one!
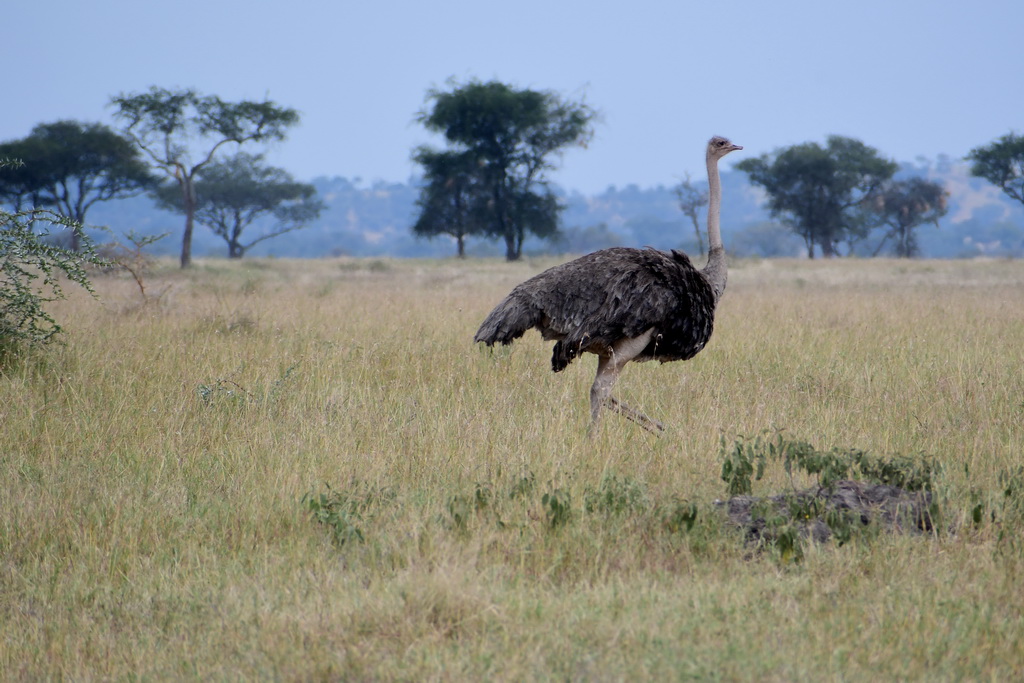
[0,121,155,250]
[967,132,1024,207]
[153,153,323,259]
[737,136,897,258]
[110,87,299,267]
[411,148,485,258]
[870,177,948,257]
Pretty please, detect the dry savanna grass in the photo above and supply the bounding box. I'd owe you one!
[2,255,1023,680]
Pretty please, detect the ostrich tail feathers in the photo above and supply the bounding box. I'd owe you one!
[474,293,540,346]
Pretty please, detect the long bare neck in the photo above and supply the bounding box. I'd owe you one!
[702,151,727,301]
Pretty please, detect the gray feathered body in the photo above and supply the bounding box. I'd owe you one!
[474,247,718,372]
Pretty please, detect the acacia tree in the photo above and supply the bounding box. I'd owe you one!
[415,80,595,260]
[505,184,560,254]
[411,149,484,258]
[967,132,1024,208]
[110,87,300,267]
[737,136,897,258]
[0,141,48,213]
[0,121,155,251]
[674,172,709,257]
[870,178,948,257]
[154,153,323,259]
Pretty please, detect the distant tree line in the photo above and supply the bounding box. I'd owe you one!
[1,88,323,267]
[668,133,1024,259]
[2,78,1022,262]
[406,82,1020,260]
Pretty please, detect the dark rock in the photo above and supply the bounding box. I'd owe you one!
[718,479,934,545]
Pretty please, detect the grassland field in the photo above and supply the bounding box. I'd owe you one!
[2,255,1023,680]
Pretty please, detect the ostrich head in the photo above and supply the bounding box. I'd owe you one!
[707,136,743,159]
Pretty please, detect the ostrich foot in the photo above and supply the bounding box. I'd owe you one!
[606,396,665,434]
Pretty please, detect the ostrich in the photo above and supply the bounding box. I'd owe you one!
[474,136,742,432]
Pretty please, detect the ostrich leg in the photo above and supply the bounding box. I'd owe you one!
[606,396,665,433]
[588,330,664,434]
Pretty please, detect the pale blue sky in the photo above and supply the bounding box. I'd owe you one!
[6,0,1022,193]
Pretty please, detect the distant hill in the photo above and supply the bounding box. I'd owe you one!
[85,159,1023,259]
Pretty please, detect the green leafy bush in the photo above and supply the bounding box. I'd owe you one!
[303,481,396,547]
[721,431,941,494]
[719,431,942,563]
[1,200,105,365]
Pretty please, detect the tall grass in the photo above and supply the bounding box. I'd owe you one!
[2,256,1022,679]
